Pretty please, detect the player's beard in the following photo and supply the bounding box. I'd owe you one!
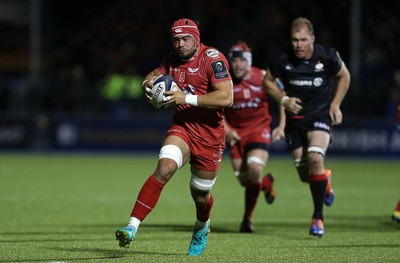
[177,47,197,61]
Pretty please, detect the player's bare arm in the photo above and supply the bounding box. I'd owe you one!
[163,80,233,108]
[199,80,233,108]
[264,69,302,115]
[272,105,286,142]
[330,62,351,125]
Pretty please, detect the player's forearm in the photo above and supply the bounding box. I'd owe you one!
[264,78,285,104]
[332,66,351,107]
[278,105,286,128]
[194,91,232,108]
[332,82,349,107]
[190,80,233,108]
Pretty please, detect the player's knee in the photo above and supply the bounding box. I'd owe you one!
[307,146,325,158]
[294,158,309,182]
[247,156,265,178]
[159,145,183,168]
[234,171,247,187]
[190,174,216,192]
[307,146,325,170]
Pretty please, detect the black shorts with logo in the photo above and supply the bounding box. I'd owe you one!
[284,113,332,151]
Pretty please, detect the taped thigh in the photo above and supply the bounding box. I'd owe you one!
[190,174,216,192]
[247,156,266,167]
[159,144,183,168]
[307,145,325,158]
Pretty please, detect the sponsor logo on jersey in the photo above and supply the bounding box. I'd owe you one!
[290,78,324,87]
[179,71,185,82]
[206,49,219,58]
[212,151,223,165]
[211,60,229,79]
[313,121,330,131]
[313,77,323,87]
[232,98,262,109]
[289,79,313,86]
[188,67,199,74]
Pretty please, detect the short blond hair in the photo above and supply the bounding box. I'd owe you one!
[291,17,314,35]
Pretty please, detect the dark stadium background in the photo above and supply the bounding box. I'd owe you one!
[0,0,399,155]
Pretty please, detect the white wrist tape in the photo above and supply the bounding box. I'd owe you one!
[280,95,289,105]
[185,95,198,106]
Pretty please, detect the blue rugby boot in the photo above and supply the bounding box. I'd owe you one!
[188,220,210,256]
[324,169,335,207]
[115,227,136,248]
[392,210,400,223]
[309,218,324,237]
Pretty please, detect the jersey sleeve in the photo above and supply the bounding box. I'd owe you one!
[330,48,343,75]
[203,48,231,84]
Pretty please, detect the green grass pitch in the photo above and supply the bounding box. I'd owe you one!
[0,153,399,262]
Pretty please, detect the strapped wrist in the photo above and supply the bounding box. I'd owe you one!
[280,96,289,105]
[185,95,198,106]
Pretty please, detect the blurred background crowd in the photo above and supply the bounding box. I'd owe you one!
[0,0,399,120]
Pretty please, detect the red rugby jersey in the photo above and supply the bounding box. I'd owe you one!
[225,67,272,133]
[158,43,232,144]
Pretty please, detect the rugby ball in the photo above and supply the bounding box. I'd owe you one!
[151,74,179,108]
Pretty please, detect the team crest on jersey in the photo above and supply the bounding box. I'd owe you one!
[315,62,324,72]
[206,49,220,58]
[211,60,229,79]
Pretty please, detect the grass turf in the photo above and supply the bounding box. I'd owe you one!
[0,153,399,262]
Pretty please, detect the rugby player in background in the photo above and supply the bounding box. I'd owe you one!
[263,17,350,237]
[224,41,285,233]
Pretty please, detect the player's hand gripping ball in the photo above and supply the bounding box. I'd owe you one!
[151,74,179,108]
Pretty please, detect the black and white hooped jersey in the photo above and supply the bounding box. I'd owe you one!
[269,44,342,117]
